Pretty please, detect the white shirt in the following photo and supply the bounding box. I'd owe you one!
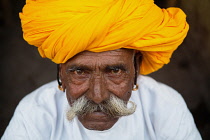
[1,76,202,140]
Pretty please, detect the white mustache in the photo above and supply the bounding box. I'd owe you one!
[66,94,136,121]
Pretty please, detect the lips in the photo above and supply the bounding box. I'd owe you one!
[78,111,119,130]
[79,111,114,122]
[90,112,110,120]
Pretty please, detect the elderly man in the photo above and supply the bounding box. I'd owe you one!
[2,0,201,139]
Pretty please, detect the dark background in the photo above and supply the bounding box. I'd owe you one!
[0,0,210,139]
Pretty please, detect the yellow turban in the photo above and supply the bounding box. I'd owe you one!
[20,0,189,75]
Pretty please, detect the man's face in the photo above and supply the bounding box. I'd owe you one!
[60,49,136,130]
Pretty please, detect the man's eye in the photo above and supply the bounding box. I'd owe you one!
[111,68,122,74]
[74,69,85,75]
[68,68,86,75]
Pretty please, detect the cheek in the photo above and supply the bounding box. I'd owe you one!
[107,76,134,101]
[65,80,89,104]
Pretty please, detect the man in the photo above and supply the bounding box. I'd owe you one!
[1,0,202,139]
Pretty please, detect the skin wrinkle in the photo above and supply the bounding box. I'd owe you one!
[60,49,141,130]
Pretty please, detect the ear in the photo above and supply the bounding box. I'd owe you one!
[57,64,62,86]
[57,64,66,92]
[134,51,142,85]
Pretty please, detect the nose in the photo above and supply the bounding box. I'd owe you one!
[87,74,109,104]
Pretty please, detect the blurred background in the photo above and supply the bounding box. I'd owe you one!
[0,0,209,139]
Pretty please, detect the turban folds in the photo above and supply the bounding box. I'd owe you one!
[20,0,189,75]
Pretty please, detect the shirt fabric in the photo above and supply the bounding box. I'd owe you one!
[1,76,202,140]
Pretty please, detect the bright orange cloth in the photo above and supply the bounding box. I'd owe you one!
[20,0,189,75]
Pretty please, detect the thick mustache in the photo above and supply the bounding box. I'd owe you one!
[78,100,122,117]
[66,95,136,121]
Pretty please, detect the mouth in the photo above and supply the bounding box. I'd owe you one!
[80,111,114,122]
[78,111,119,131]
[78,112,119,127]
[89,110,107,117]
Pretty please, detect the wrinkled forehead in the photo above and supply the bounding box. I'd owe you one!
[64,49,135,66]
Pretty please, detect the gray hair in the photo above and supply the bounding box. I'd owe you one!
[67,94,136,121]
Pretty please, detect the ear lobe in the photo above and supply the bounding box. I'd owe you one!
[57,64,66,92]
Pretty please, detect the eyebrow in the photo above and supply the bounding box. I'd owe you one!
[105,64,127,71]
[66,63,128,72]
[66,65,91,72]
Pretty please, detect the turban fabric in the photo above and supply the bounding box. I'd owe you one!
[20,0,189,75]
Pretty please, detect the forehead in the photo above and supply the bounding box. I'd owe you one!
[64,49,135,66]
